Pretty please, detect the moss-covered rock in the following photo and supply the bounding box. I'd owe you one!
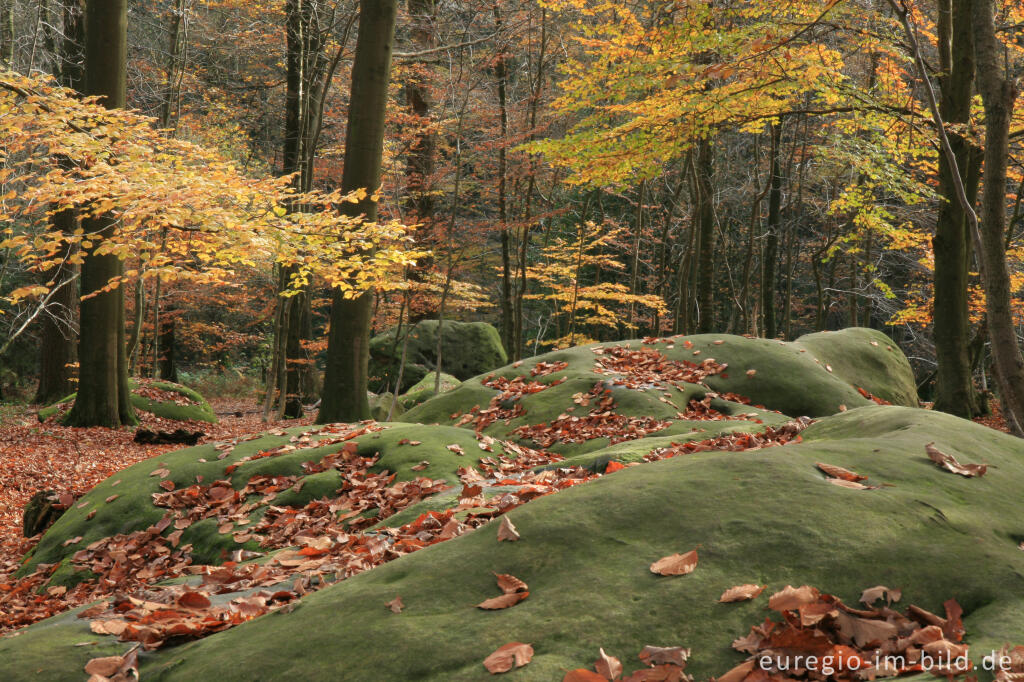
[369,320,508,393]
[17,422,523,577]
[368,392,404,421]
[4,406,1023,681]
[37,380,218,424]
[399,371,461,409]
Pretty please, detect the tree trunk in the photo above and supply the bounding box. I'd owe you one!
[66,0,136,427]
[495,3,513,355]
[0,0,12,67]
[762,122,782,338]
[317,0,397,424]
[694,137,715,333]
[35,0,84,404]
[970,0,1024,435]
[932,0,981,418]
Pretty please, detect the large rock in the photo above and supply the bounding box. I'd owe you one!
[401,327,918,456]
[369,320,507,393]
[398,371,461,409]
[37,379,218,424]
[4,407,1024,680]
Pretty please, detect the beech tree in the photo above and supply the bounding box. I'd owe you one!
[65,0,135,427]
[318,0,399,423]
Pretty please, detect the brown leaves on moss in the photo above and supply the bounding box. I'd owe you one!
[926,442,987,478]
[719,584,766,603]
[650,550,698,576]
[727,586,970,681]
[484,641,534,674]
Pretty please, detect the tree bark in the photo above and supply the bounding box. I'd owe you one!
[495,3,513,355]
[762,122,782,338]
[66,0,136,427]
[694,137,716,333]
[317,0,397,424]
[932,0,981,418]
[970,0,1024,435]
[35,0,84,405]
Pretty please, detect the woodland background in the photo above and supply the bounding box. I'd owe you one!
[0,0,1022,428]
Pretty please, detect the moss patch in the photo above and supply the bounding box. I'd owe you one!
[4,406,1018,680]
[37,380,218,424]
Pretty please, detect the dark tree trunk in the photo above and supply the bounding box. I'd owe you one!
[66,0,135,427]
[932,0,981,418]
[495,3,513,355]
[694,137,716,333]
[158,311,178,383]
[35,0,84,405]
[971,0,1024,435]
[0,0,12,67]
[317,0,397,424]
[762,122,782,338]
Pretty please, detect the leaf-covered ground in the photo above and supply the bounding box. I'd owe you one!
[1,329,1021,681]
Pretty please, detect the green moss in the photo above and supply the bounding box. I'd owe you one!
[99,407,1022,681]
[399,372,462,409]
[37,381,218,424]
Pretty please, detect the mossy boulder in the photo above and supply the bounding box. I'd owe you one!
[37,380,217,424]
[400,327,916,457]
[16,423,525,578]
[369,320,508,393]
[399,371,462,409]
[4,406,1024,680]
[367,392,405,421]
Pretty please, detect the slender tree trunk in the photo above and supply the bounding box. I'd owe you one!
[317,0,397,424]
[971,0,1024,435]
[694,137,716,333]
[35,0,84,404]
[762,122,782,338]
[0,0,12,67]
[932,0,981,417]
[495,3,513,355]
[66,0,136,427]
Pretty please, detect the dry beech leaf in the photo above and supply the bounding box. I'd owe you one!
[638,645,690,667]
[483,641,533,673]
[595,647,622,679]
[410,460,430,471]
[719,584,766,603]
[477,591,529,610]
[84,656,122,677]
[447,443,466,456]
[746,369,757,377]
[834,610,898,647]
[497,516,520,542]
[494,573,528,594]
[564,670,607,682]
[386,595,404,613]
[926,442,987,477]
[768,584,820,612]
[860,585,901,605]
[716,660,755,682]
[104,494,119,503]
[650,549,698,576]
[149,467,170,478]
[829,478,872,490]
[816,462,868,482]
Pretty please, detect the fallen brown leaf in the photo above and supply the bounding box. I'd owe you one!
[497,516,520,542]
[638,645,690,667]
[494,572,528,594]
[718,584,766,603]
[767,585,820,612]
[650,550,698,576]
[386,595,404,613]
[483,641,533,673]
[860,585,901,605]
[926,442,987,477]
[816,462,868,482]
[595,647,622,679]
[564,670,607,682]
[477,592,529,610]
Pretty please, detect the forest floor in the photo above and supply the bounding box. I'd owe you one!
[0,398,315,613]
[0,393,1010,637]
